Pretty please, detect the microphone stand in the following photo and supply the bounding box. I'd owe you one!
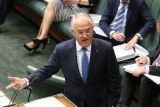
[4,76,40,107]
[4,82,28,107]
[26,86,32,102]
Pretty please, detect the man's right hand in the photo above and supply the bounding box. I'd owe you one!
[135,56,148,66]
[112,33,125,42]
[6,77,27,90]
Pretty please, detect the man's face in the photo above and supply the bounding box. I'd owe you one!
[157,20,160,32]
[72,18,93,48]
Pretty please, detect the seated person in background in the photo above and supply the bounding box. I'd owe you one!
[0,0,12,33]
[96,0,155,50]
[117,19,160,107]
[6,13,121,107]
[23,0,98,53]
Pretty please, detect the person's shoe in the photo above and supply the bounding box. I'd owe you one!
[23,38,48,53]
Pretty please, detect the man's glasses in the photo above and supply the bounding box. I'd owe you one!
[74,28,93,36]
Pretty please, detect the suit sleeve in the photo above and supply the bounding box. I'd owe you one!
[149,66,160,76]
[137,1,155,38]
[148,46,159,63]
[27,45,61,82]
[88,0,96,5]
[99,0,113,36]
[106,44,121,106]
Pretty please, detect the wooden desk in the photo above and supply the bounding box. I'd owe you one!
[14,93,77,107]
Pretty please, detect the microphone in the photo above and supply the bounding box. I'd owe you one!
[4,77,40,107]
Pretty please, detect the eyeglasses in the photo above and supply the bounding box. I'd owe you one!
[74,28,93,36]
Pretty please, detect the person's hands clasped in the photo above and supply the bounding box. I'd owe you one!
[135,56,148,66]
[6,77,27,90]
[132,66,146,77]
[63,0,79,5]
[112,33,126,42]
[125,35,139,50]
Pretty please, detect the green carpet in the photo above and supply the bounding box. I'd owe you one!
[0,10,57,104]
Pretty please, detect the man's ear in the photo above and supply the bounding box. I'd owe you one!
[71,28,76,36]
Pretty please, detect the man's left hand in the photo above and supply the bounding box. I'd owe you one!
[132,66,146,77]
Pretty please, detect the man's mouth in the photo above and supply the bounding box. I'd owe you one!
[82,39,88,42]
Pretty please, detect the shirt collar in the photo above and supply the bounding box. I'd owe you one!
[76,41,91,52]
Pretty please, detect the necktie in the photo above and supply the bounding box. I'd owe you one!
[152,54,160,66]
[114,3,126,33]
[82,48,89,83]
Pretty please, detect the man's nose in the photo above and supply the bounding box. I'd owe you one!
[82,32,87,37]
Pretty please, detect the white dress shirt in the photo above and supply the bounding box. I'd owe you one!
[76,41,91,77]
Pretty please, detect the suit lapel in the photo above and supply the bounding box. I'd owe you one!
[70,39,84,83]
[86,39,99,83]
[113,0,120,19]
[126,0,134,26]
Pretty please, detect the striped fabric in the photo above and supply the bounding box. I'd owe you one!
[114,3,126,32]
[53,0,90,22]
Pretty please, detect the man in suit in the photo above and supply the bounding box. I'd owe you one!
[117,19,160,107]
[97,0,155,49]
[6,12,121,107]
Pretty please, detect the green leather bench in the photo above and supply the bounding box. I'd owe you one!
[13,0,107,41]
[26,65,65,99]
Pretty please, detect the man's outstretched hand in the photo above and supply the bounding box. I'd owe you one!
[6,77,27,90]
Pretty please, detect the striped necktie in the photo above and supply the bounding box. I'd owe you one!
[82,48,89,83]
[114,3,126,33]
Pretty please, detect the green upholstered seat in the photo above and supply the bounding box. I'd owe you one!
[138,0,160,52]
[14,0,107,41]
[26,65,64,98]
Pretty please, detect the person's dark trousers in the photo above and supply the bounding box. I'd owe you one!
[93,33,123,46]
[0,0,12,25]
[117,72,141,107]
[139,76,160,107]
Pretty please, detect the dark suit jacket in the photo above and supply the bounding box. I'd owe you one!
[148,46,160,76]
[27,38,121,107]
[99,0,155,44]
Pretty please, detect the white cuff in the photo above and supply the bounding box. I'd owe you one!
[145,65,150,74]
[146,56,150,65]
[136,33,143,40]
[23,78,29,86]
[109,31,115,39]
